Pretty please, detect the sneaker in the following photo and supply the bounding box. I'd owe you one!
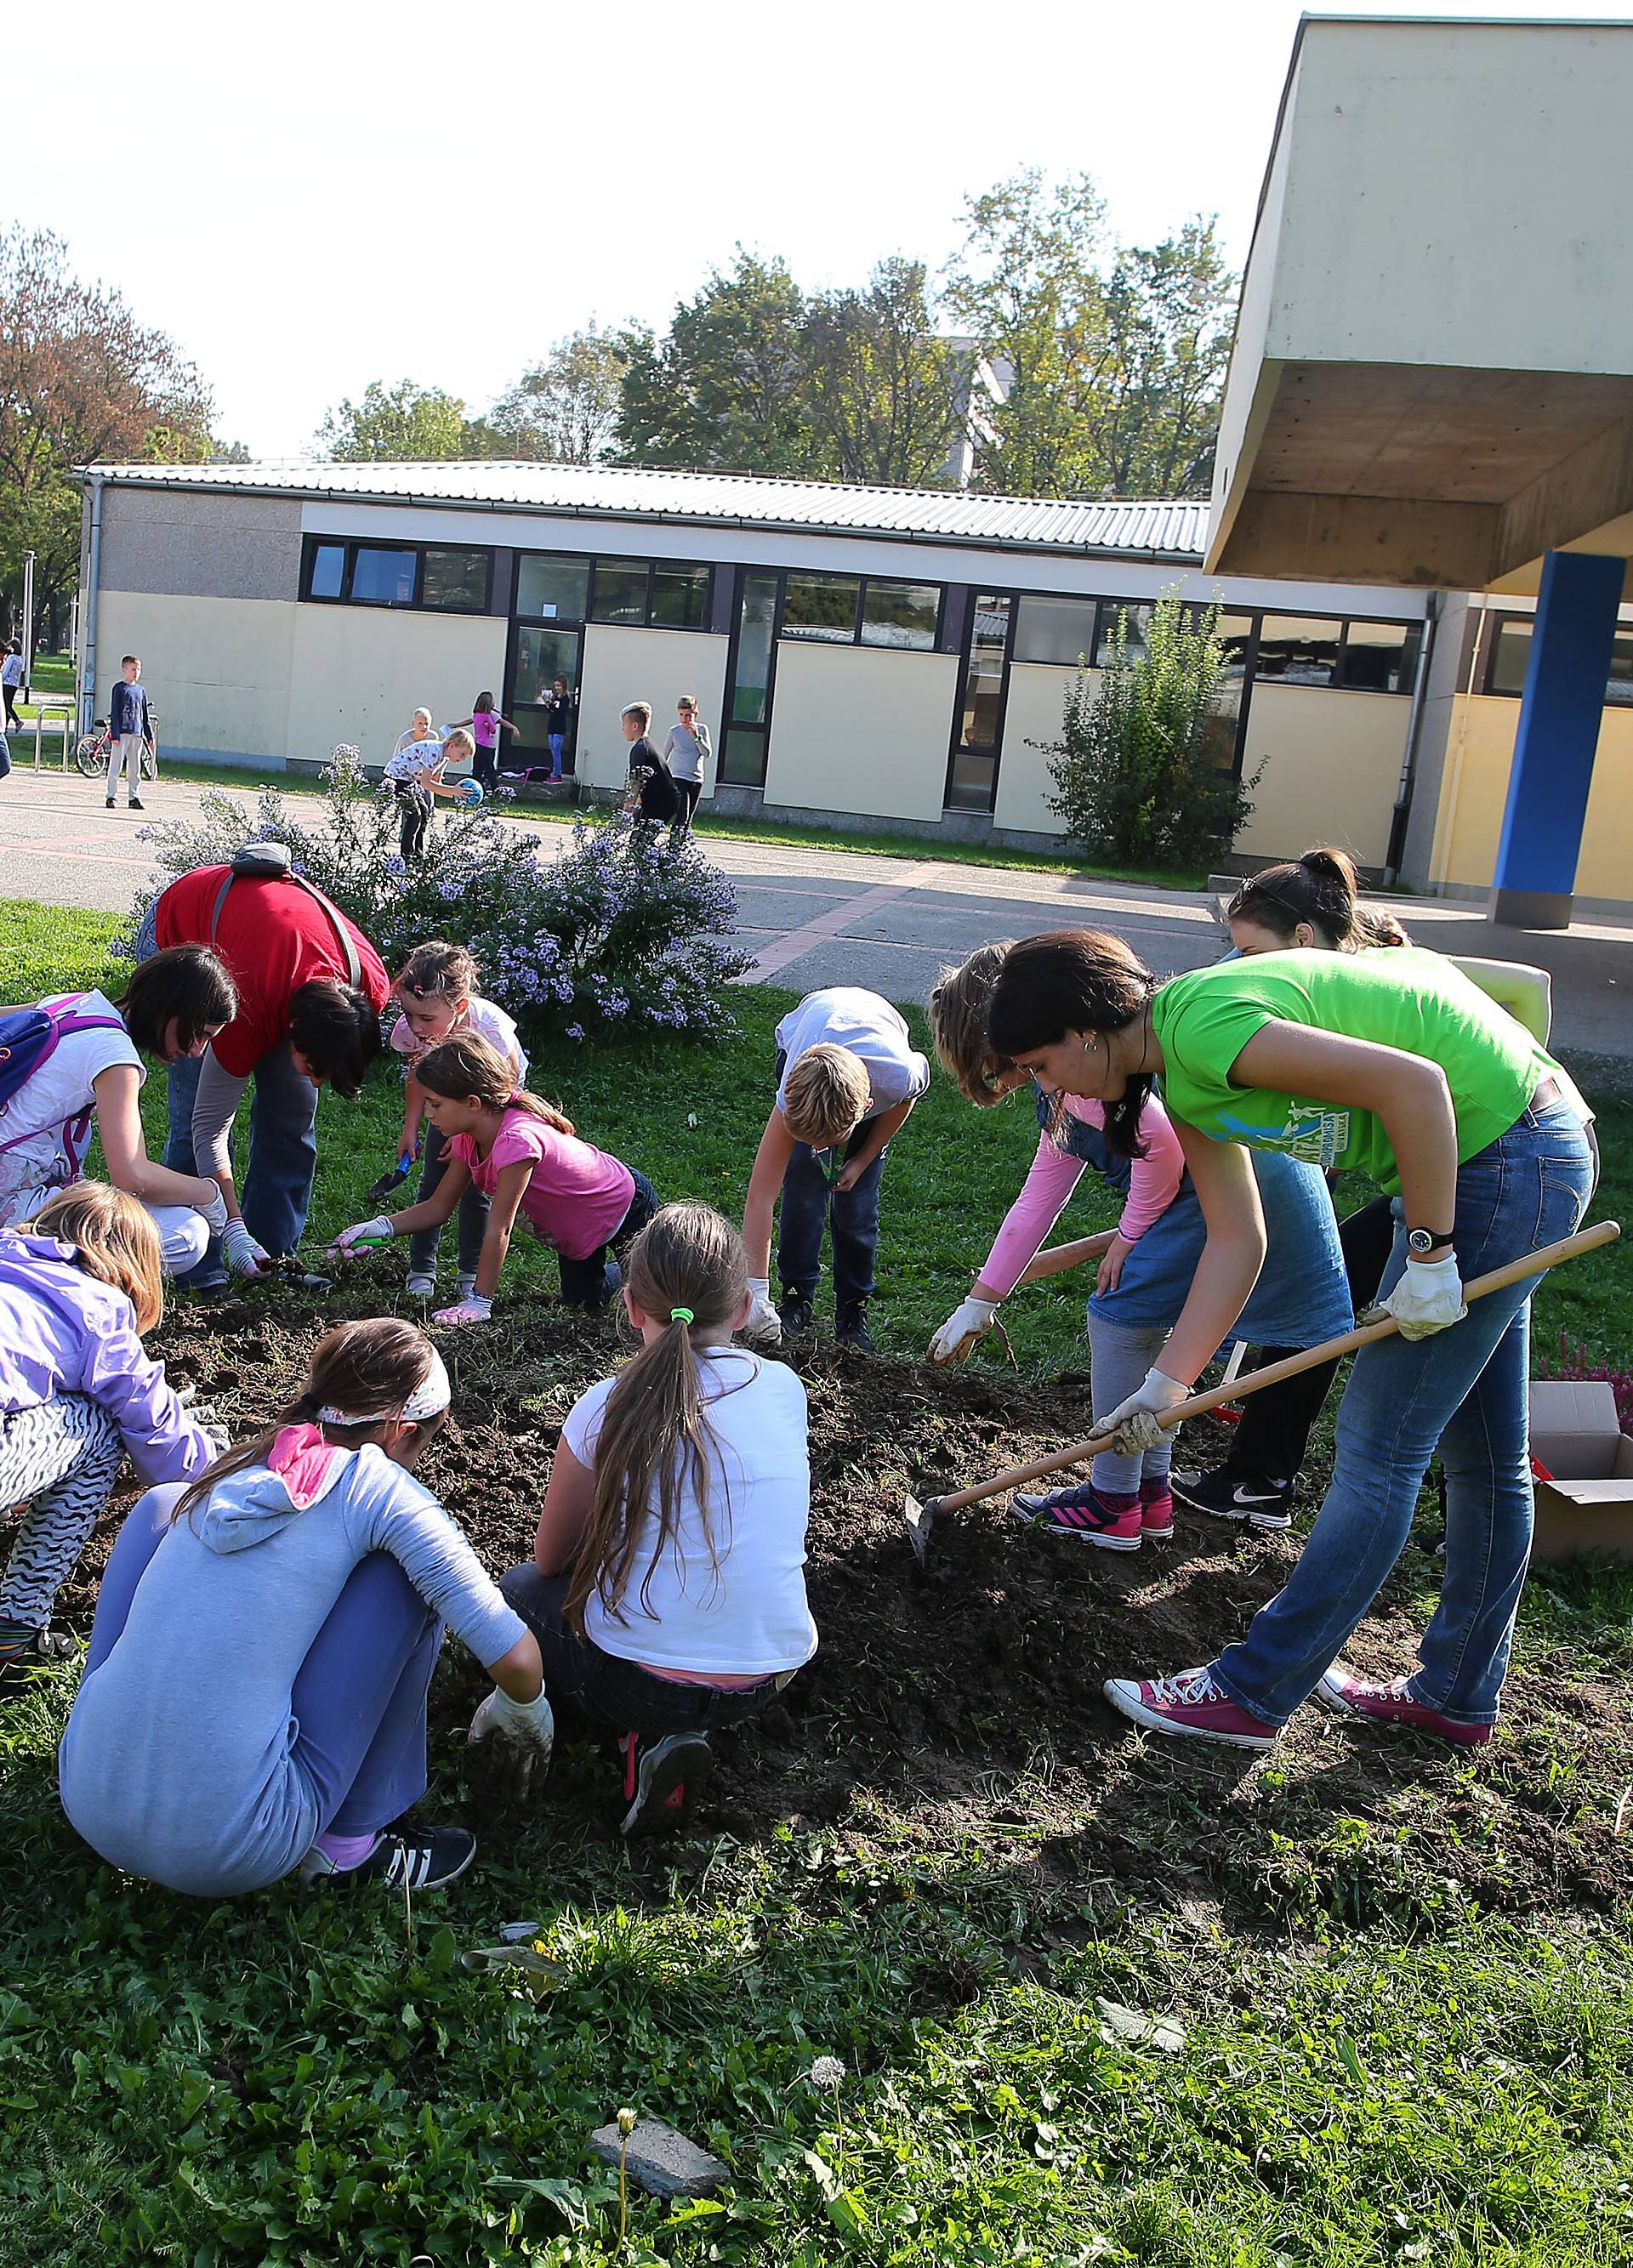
[619,1731,713,1838]
[777,1288,814,1334]
[454,1273,477,1302]
[1314,1667,1494,1748]
[105,798,115,810]
[406,1271,435,1300]
[1139,1479,1175,1540]
[1102,1666,1280,1748]
[1170,1465,1294,1531]
[0,1623,76,1699]
[128,798,145,810]
[1012,1481,1143,1550]
[834,1302,875,1352]
[303,1825,476,1889]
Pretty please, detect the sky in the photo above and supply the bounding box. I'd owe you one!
[4,0,1621,458]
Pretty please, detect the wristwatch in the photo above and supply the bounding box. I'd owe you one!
[1406,1228,1456,1258]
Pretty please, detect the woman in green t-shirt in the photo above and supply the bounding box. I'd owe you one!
[987,928,1596,1753]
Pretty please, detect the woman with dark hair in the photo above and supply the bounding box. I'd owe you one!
[986,924,1595,1752]
[0,945,237,1273]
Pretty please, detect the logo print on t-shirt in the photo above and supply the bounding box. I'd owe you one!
[1219,1105,1351,1168]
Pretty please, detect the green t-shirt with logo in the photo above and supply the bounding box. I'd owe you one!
[1150,947,1579,1194]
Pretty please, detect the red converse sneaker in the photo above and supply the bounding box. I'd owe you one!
[1314,1668,1494,1748]
[1139,1478,1175,1540]
[1102,1666,1279,1748]
[1011,1481,1142,1550]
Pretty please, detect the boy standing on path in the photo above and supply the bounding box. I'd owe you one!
[106,656,155,810]
[620,702,680,824]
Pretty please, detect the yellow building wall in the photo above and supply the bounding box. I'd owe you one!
[1235,684,1409,869]
[287,607,507,775]
[574,625,731,794]
[94,593,298,762]
[1431,695,1633,902]
[993,663,1097,834]
[763,642,959,821]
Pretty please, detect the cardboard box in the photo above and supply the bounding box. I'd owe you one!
[1528,1380,1633,1565]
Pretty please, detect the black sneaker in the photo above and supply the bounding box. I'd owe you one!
[128,798,145,810]
[1169,1465,1294,1530]
[619,1731,713,1838]
[834,1302,875,1352]
[302,1825,476,1890]
[777,1288,814,1334]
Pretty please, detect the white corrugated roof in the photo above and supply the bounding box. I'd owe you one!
[83,459,1208,560]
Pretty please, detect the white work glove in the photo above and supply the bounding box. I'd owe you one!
[222,1219,272,1278]
[434,1293,492,1327]
[743,1276,782,1345]
[929,1295,999,1367]
[331,1216,395,1259]
[467,1685,555,1804]
[1090,1367,1190,1457]
[196,1183,230,1236]
[1368,1255,1468,1342]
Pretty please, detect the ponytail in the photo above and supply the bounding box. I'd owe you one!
[1227,846,1411,952]
[415,1031,575,1134]
[563,1204,749,1636]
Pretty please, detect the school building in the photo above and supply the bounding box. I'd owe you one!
[73,458,1633,907]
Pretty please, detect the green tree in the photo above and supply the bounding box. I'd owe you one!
[316,379,475,461]
[1038,590,1257,868]
[804,259,962,488]
[489,327,630,463]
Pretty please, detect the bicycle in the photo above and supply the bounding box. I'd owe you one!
[76,718,156,781]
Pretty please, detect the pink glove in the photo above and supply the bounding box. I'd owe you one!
[433,1294,493,1327]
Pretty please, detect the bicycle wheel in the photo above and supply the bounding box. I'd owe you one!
[75,735,109,777]
[140,744,156,780]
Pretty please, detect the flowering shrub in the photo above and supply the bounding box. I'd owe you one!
[1538,1329,1633,1434]
[122,748,754,1041]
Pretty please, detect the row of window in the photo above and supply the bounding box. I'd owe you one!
[516,552,711,632]
[304,540,492,613]
[1482,614,1633,706]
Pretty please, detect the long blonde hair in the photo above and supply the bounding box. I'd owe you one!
[565,1203,749,1638]
[25,1182,166,1333]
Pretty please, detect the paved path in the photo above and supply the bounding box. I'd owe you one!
[3,767,1629,1058]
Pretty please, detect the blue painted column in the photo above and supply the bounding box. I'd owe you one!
[1491,549,1624,929]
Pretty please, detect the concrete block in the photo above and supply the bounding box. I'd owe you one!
[589,2116,729,2198]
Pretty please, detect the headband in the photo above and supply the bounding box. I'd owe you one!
[317,1348,451,1428]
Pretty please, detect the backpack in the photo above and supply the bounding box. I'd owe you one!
[210,844,362,988]
[0,997,128,1171]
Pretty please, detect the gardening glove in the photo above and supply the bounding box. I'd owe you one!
[331,1216,395,1259]
[1366,1255,1467,1342]
[222,1219,273,1279]
[434,1294,492,1327]
[467,1685,555,1804]
[929,1295,999,1367]
[196,1182,230,1236]
[1090,1367,1190,1457]
[367,1153,416,1203]
[743,1277,782,1345]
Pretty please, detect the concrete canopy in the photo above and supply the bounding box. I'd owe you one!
[1206,15,1633,594]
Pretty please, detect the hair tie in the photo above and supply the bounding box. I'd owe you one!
[670,1306,694,1326]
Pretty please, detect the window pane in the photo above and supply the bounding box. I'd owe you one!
[1335,619,1420,694]
[731,573,778,725]
[1093,601,1153,667]
[349,547,416,605]
[946,747,998,813]
[514,626,579,710]
[1254,615,1341,686]
[782,572,860,643]
[720,727,767,787]
[957,594,1010,752]
[421,548,489,611]
[861,579,940,651]
[308,543,345,600]
[1215,611,1255,689]
[589,558,650,625]
[1015,594,1098,667]
[651,563,711,629]
[1608,634,1633,706]
[1487,618,1531,696]
[517,555,590,621]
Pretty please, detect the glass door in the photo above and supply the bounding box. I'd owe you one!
[945,593,1012,812]
[508,624,583,774]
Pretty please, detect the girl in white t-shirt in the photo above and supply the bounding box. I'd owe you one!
[375,942,528,1303]
[0,948,237,1274]
[498,1202,816,1837]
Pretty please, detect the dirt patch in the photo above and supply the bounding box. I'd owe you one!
[17,1280,1631,1925]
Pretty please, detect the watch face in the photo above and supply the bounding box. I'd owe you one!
[1407,1229,1434,1256]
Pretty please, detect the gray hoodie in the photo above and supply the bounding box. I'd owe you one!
[58,1443,524,1896]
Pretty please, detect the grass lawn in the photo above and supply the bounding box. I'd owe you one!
[2,898,1630,2266]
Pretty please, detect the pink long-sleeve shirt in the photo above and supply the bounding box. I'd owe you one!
[978,1090,1186,1299]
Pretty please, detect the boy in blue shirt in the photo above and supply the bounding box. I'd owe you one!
[106,655,154,810]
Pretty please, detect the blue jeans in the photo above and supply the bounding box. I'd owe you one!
[408,1122,489,1277]
[547,733,566,778]
[166,1042,320,1280]
[778,1127,888,1309]
[1212,1100,1596,1728]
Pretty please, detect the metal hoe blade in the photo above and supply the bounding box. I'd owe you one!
[904,1493,942,1567]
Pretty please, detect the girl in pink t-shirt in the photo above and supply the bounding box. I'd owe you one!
[445,693,518,793]
[333,1034,656,1326]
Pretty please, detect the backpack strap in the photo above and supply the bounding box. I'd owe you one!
[210,872,363,992]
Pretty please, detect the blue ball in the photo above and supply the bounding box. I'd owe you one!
[456,777,484,808]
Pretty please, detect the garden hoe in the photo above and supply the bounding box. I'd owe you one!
[904,1219,1620,1566]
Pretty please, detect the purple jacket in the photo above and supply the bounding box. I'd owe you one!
[0,1233,213,1487]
